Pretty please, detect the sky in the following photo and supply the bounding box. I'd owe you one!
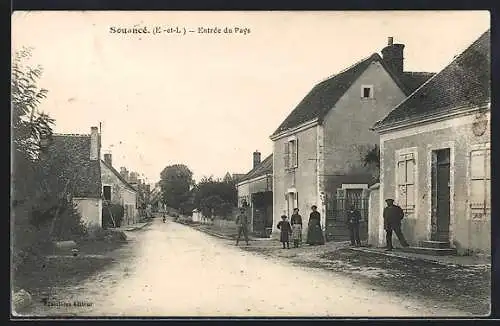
[11,11,490,184]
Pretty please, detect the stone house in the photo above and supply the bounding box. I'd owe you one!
[100,153,139,226]
[43,126,103,226]
[371,30,490,254]
[270,37,434,241]
[236,151,273,237]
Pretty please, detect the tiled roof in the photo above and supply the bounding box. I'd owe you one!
[374,30,490,129]
[101,160,137,192]
[43,134,101,198]
[271,54,434,137]
[239,154,273,183]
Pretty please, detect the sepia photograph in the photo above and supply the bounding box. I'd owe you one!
[11,10,491,318]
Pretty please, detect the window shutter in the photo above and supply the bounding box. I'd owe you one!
[397,159,406,185]
[284,141,289,169]
[470,150,486,179]
[295,138,299,167]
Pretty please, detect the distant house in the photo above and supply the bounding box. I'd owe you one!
[371,30,490,254]
[270,37,434,241]
[237,151,273,237]
[101,153,139,226]
[43,127,103,226]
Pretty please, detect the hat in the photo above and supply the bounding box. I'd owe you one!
[385,199,394,203]
[311,205,317,209]
[293,207,299,211]
[281,215,287,219]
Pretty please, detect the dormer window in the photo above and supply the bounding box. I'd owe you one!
[361,85,374,99]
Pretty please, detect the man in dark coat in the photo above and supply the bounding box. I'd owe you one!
[383,199,409,251]
[346,205,361,247]
[235,207,249,246]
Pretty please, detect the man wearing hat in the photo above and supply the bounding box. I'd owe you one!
[235,207,250,246]
[383,199,409,251]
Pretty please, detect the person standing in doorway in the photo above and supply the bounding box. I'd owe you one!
[346,205,361,247]
[306,205,325,245]
[277,214,292,249]
[235,207,249,246]
[383,199,409,251]
[290,208,303,248]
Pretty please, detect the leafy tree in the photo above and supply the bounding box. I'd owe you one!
[362,144,380,183]
[159,164,194,213]
[193,175,237,219]
[11,48,85,272]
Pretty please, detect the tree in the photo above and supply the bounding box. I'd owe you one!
[362,144,380,183]
[11,48,85,271]
[159,164,194,213]
[193,175,237,219]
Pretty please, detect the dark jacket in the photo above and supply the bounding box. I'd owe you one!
[383,204,404,229]
[235,213,249,227]
[346,209,361,225]
[291,214,303,225]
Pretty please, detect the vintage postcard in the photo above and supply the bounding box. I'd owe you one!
[11,10,491,318]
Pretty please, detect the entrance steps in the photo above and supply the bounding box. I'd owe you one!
[401,240,457,256]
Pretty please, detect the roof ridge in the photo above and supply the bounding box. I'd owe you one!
[374,29,490,129]
[317,53,378,85]
[100,159,137,192]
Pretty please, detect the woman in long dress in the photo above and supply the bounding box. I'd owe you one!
[290,208,303,248]
[306,205,325,245]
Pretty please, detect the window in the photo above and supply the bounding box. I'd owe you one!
[397,153,416,215]
[284,138,299,169]
[361,85,374,99]
[103,186,112,201]
[470,148,490,219]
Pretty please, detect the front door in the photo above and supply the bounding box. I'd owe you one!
[431,149,451,242]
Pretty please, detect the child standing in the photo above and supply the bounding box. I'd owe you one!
[277,214,292,249]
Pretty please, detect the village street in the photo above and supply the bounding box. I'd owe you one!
[24,217,472,318]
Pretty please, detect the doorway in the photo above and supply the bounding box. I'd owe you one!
[431,148,451,242]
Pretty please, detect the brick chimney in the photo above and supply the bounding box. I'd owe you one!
[104,153,112,166]
[90,126,100,160]
[381,36,405,76]
[120,167,129,181]
[253,150,261,169]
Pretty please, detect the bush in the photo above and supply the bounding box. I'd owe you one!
[86,224,107,241]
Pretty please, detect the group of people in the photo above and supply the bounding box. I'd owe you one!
[276,205,325,249]
[235,198,409,251]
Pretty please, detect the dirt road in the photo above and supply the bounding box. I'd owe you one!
[24,218,471,317]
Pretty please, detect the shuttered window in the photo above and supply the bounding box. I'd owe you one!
[397,153,416,215]
[470,148,491,219]
[285,138,299,170]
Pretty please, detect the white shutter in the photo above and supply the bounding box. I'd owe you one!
[284,141,289,169]
[294,139,299,167]
[470,150,486,179]
[397,160,406,185]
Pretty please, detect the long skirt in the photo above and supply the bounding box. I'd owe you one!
[306,223,325,245]
[291,224,302,243]
[280,231,290,243]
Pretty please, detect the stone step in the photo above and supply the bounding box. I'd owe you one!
[420,240,451,249]
[401,246,457,256]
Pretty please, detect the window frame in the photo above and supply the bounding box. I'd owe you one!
[395,148,418,218]
[361,84,374,99]
[103,185,112,201]
[468,143,491,220]
[285,136,299,170]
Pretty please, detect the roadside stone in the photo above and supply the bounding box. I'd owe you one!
[54,241,77,250]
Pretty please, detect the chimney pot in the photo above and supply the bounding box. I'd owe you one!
[253,150,261,169]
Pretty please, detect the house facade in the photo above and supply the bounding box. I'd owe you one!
[371,30,491,254]
[44,126,103,227]
[270,37,434,241]
[237,151,273,237]
[101,153,139,226]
